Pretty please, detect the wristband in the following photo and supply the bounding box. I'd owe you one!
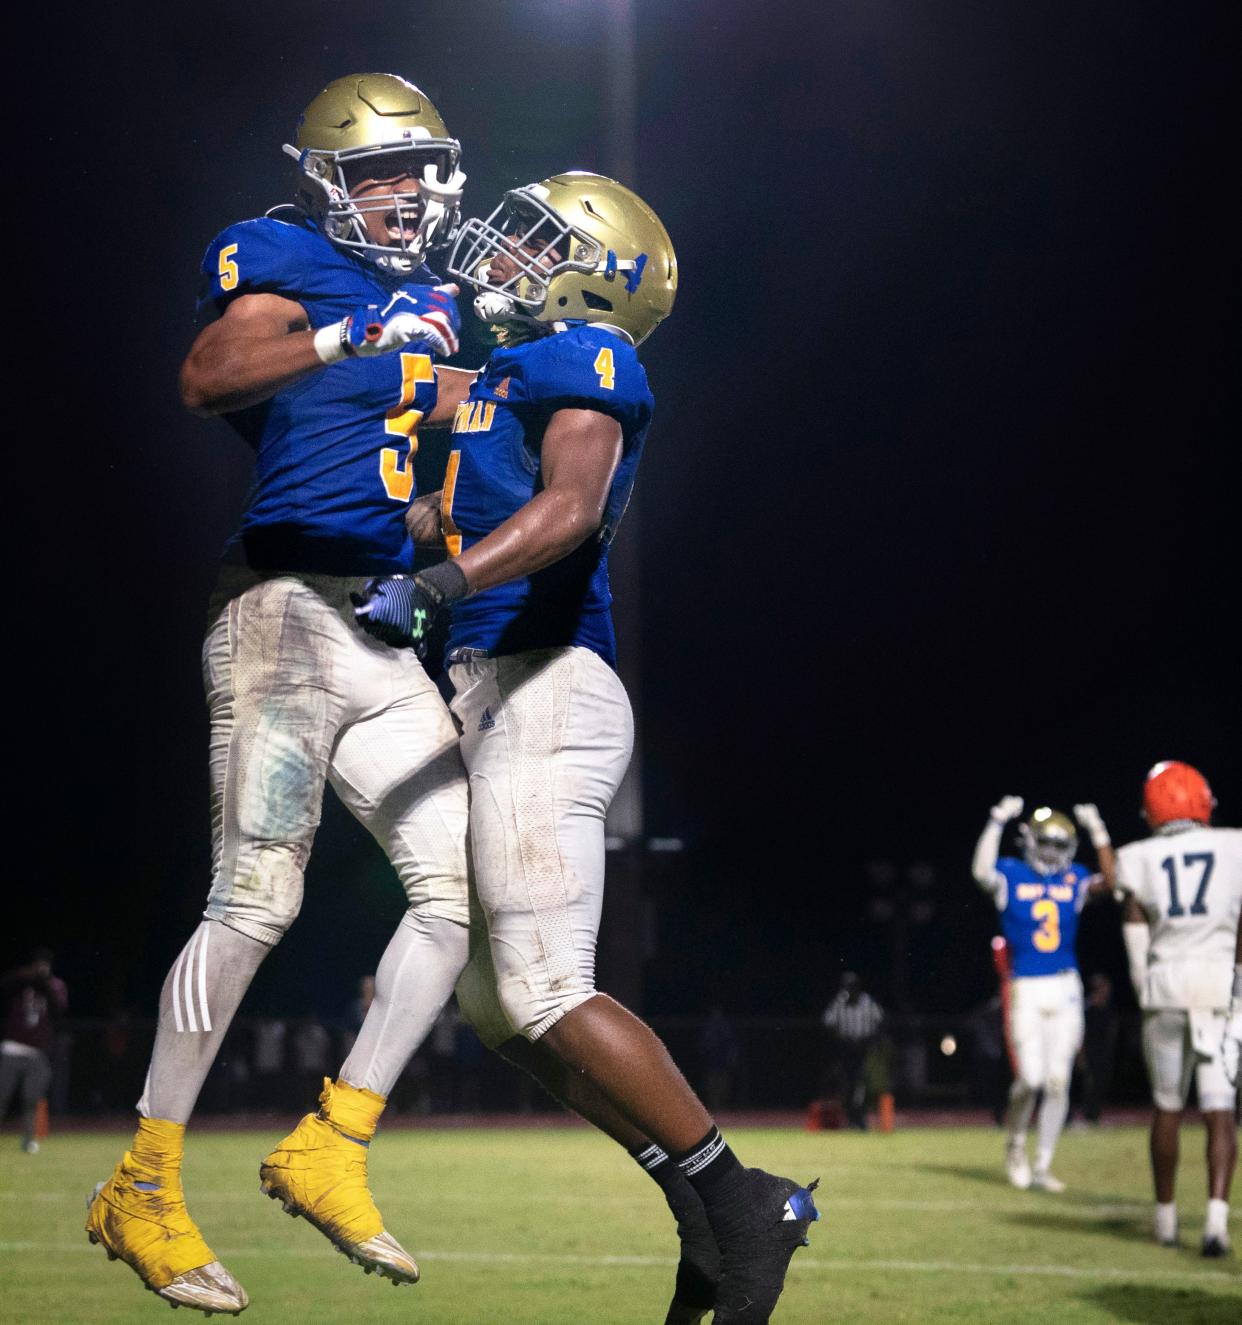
[414,558,469,606]
[313,319,354,366]
[1088,827,1111,849]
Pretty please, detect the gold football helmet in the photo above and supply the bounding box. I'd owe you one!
[447,172,676,345]
[283,73,465,272]
[1019,807,1078,875]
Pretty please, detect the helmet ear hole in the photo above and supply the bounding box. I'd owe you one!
[580,290,613,312]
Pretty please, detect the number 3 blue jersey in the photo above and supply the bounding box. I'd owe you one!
[198,213,443,575]
[995,857,1093,978]
[442,326,654,667]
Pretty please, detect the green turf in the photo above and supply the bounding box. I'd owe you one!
[0,1126,1238,1323]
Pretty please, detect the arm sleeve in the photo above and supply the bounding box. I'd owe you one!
[972,820,1007,904]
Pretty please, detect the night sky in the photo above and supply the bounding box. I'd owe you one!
[12,2,1237,1024]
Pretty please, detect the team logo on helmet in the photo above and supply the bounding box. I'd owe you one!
[447,172,676,346]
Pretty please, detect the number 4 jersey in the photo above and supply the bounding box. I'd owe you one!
[441,325,654,668]
[993,858,1093,978]
[1117,826,1242,1009]
[198,213,443,575]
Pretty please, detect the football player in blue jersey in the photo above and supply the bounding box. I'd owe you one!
[353,172,820,1325]
[85,74,483,1315]
[973,796,1115,1192]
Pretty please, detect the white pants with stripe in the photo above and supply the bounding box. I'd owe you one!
[202,567,470,944]
[1007,970,1084,1093]
[449,646,633,1042]
[1142,1007,1236,1112]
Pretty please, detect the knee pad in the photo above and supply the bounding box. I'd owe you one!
[454,941,515,1050]
[207,844,305,946]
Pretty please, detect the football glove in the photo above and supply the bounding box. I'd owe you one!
[315,285,460,364]
[1072,802,1111,848]
[991,795,1024,824]
[351,561,468,654]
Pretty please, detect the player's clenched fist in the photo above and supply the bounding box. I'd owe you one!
[315,284,461,364]
[352,560,469,655]
[991,795,1024,824]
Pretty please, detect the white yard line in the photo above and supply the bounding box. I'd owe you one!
[0,1191,1152,1216]
[0,1242,1237,1285]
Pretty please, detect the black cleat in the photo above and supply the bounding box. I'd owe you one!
[1201,1235,1230,1259]
[710,1171,820,1323]
[663,1187,721,1324]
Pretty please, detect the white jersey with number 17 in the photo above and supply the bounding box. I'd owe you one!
[1116,825,1242,1009]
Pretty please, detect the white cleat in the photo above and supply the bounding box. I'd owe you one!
[1030,1169,1066,1193]
[1005,1142,1031,1190]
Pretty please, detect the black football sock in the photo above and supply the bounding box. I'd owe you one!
[671,1127,748,1222]
[630,1142,720,1315]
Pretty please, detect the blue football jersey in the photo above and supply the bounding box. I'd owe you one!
[995,857,1093,978]
[198,213,444,575]
[442,325,654,666]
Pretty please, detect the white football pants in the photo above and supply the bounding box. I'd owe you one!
[1006,970,1084,1093]
[202,567,470,943]
[449,646,633,1042]
[1142,1008,1236,1112]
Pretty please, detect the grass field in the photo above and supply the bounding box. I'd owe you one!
[0,1125,1238,1323]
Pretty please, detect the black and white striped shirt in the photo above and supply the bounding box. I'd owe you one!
[822,991,884,1042]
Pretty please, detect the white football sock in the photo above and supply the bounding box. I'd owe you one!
[1154,1201,1178,1241]
[1205,1198,1229,1240]
[138,920,270,1124]
[1005,1081,1037,1145]
[339,908,468,1097]
[1035,1085,1069,1173]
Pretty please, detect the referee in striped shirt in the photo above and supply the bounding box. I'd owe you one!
[822,972,884,1129]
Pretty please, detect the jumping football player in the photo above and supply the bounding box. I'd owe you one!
[1111,761,1242,1256]
[85,74,475,1315]
[973,796,1114,1192]
[353,172,820,1324]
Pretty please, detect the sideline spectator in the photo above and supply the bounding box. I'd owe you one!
[1,948,69,1153]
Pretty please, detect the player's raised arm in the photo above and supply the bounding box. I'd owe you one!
[1074,803,1116,895]
[181,288,460,417]
[973,796,1023,900]
[179,293,318,415]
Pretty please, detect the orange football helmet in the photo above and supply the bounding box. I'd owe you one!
[1142,761,1215,828]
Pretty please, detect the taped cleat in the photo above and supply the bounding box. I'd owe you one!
[260,1081,418,1286]
[709,1171,820,1324]
[86,1128,249,1317]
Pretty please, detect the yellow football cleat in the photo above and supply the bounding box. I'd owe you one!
[86,1118,249,1316]
[259,1078,418,1285]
